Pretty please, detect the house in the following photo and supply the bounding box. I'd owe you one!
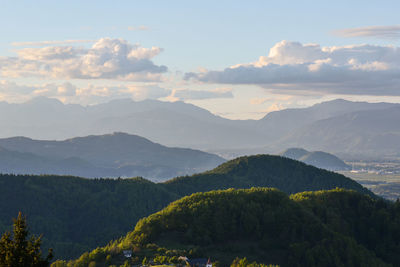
[186,258,212,267]
[123,250,132,258]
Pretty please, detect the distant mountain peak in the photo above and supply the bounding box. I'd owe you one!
[281,148,350,171]
[280,148,309,159]
[26,96,64,106]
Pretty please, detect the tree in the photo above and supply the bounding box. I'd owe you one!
[0,212,53,266]
[142,256,148,266]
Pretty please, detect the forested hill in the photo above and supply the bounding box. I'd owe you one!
[164,155,371,196]
[58,188,400,267]
[0,175,178,260]
[0,155,373,260]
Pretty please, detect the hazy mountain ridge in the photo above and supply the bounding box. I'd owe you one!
[280,148,351,171]
[278,107,400,158]
[0,155,372,259]
[255,99,399,142]
[1,97,399,157]
[0,133,225,180]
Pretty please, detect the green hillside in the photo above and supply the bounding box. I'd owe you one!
[164,155,370,196]
[56,188,396,267]
[0,155,373,260]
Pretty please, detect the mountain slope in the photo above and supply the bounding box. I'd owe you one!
[0,146,116,177]
[164,155,370,196]
[278,106,400,158]
[281,148,350,171]
[0,133,225,180]
[280,148,309,160]
[1,97,399,155]
[0,97,266,150]
[0,175,178,260]
[0,155,373,260]
[257,99,398,142]
[60,188,392,267]
[300,151,351,171]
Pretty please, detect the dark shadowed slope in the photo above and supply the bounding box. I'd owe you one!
[0,175,178,260]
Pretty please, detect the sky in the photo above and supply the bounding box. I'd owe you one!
[1,0,400,119]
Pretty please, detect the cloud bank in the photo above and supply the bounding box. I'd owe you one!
[128,26,150,31]
[333,25,400,39]
[0,80,234,104]
[0,38,167,81]
[185,40,400,96]
[11,39,96,47]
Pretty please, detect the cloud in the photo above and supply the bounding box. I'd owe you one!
[128,26,150,31]
[250,95,292,105]
[11,39,96,47]
[167,88,233,101]
[186,40,400,96]
[0,38,167,81]
[0,80,79,102]
[120,85,171,101]
[263,103,285,113]
[0,80,172,104]
[16,46,85,60]
[333,25,400,39]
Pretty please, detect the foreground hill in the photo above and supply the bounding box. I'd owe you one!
[57,188,398,267]
[280,148,351,171]
[0,155,372,260]
[0,132,225,181]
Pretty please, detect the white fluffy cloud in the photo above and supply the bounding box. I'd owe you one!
[186,40,400,96]
[0,38,167,81]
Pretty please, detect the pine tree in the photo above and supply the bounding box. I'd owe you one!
[0,212,53,267]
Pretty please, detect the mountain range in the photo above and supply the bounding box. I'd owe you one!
[0,97,399,159]
[0,133,224,180]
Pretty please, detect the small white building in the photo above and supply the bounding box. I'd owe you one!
[123,250,132,258]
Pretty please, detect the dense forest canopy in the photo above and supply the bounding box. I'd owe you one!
[0,155,373,260]
[56,188,400,267]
